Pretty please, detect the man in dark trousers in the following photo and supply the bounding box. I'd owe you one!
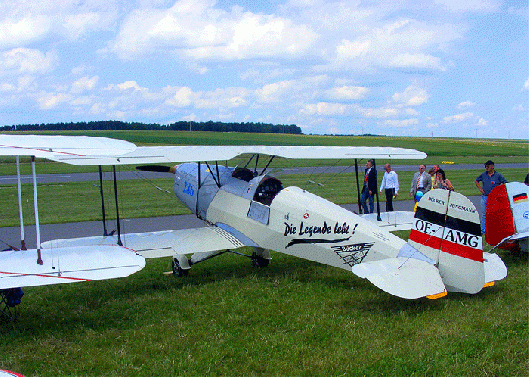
[360,159,377,214]
[475,160,508,234]
[379,163,399,211]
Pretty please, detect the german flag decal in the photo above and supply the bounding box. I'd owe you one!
[512,193,528,204]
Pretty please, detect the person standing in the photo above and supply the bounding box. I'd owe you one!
[379,163,399,211]
[435,168,454,191]
[360,159,377,214]
[409,164,432,202]
[475,160,508,234]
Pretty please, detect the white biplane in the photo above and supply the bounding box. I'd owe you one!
[0,134,507,300]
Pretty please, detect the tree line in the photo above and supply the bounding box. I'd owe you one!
[2,120,302,134]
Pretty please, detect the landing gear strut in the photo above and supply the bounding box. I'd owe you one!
[172,257,189,277]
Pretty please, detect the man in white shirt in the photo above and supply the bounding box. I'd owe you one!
[379,164,399,211]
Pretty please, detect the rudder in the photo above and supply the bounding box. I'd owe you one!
[408,190,487,294]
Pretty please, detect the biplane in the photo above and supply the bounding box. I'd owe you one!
[0,134,507,300]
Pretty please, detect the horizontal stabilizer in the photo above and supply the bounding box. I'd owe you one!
[42,227,245,259]
[483,252,508,283]
[351,257,446,299]
[360,211,415,231]
[0,246,145,290]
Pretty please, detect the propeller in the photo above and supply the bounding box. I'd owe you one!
[136,165,177,174]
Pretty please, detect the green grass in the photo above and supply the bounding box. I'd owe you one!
[1,248,527,376]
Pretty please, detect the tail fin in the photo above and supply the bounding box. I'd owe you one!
[408,189,498,294]
[485,184,515,247]
[486,182,529,251]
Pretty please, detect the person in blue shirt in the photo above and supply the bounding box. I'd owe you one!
[475,160,508,234]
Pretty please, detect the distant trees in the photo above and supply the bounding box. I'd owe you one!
[2,120,302,134]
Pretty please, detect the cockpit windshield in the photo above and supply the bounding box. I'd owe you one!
[253,176,283,205]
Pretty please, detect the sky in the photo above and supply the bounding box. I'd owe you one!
[0,0,527,139]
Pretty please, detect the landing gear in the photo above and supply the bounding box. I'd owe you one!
[251,248,271,268]
[172,257,189,277]
[252,254,270,268]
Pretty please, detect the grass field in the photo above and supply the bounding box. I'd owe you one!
[0,132,528,376]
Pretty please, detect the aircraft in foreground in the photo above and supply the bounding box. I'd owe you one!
[0,135,507,300]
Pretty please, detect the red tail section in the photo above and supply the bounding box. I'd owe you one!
[485,184,515,247]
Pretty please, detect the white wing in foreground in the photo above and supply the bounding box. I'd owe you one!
[42,227,245,259]
[47,145,427,165]
[0,134,136,158]
[0,246,145,289]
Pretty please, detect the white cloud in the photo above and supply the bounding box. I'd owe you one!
[389,53,445,71]
[433,0,501,13]
[325,86,368,100]
[524,77,529,91]
[457,101,476,109]
[477,117,488,126]
[110,1,318,61]
[0,16,52,48]
[62,12,102,40]
[300,102,349,116]
[382,118,419,128]
[37,92,72,109]
[71,76,99,93]
[357,106,399,118]
[442,112,474,123]
[0,48,58,76]
[392,86,429,106]
[256,80,294,103]
[166,86,195,107]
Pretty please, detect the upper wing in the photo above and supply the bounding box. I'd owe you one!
[47,145,427,165]
[0,134,136,158]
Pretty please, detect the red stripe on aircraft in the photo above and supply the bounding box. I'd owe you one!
[441,240,484,262]
[409,229,442,249]
[0,270,89,281]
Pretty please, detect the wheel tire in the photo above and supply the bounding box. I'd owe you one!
[252,255,269,268]
[172,258,189,277]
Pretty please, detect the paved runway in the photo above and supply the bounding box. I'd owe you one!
[0,163,526,184]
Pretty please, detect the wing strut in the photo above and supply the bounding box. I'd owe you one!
[260,155,276,175]
[98,166,109,236]
[112,166,123,246]
[31,156,43,264]
[354,159,362,214]
[16,156,26,250]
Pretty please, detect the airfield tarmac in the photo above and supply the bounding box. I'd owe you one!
[0,163,525,184]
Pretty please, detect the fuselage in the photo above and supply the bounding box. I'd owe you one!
[173,163,409,270]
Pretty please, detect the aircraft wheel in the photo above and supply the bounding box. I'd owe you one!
[172,258,189,277]
[252,255,269,268]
